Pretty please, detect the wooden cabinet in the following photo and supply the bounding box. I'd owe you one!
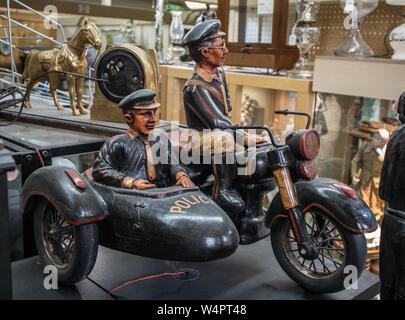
[217,0,299,70]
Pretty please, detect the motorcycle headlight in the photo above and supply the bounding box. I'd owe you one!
[286,129,320,160]
[298,160,318,180]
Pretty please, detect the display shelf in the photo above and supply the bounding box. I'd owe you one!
[313,56,405,101]
[0,95,128,137]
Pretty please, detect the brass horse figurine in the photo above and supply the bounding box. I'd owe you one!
[22,17,102,116]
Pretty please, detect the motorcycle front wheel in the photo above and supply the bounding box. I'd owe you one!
[34,197,99,285]
[271,207,367,293]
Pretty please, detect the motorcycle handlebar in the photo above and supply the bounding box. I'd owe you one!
[227,125,280,147]
[274,109,311,130]
[229,109,311,147]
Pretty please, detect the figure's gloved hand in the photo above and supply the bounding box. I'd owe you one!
[175,172,195,188]
[244,133,265,146]
[121,177,156,189]
[121,176,135,189]
[133,180,156,190]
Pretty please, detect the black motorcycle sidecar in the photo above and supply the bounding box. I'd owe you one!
[21,165,239,284]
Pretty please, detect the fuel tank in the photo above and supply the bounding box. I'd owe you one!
[234,144,275,183]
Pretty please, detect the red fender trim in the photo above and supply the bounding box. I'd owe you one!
[266,204,378,234]
[23,191,105,226]
[302,203,378,234]
[65,169,86,190]
[328,182,359,200]
[266,214,288,228]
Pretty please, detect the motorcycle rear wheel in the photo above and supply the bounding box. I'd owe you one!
[271,207,366,293]
[34,197,99,285]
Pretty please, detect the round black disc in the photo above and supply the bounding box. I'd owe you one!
[96,49,145,103]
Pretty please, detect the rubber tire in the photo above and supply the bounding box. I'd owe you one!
[271,211,367,293]
[34,198,99,285]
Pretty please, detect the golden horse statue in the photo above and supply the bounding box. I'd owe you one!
[0,50,26,74]
[22,17,102,116]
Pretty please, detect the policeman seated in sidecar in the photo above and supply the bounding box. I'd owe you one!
[92,89,195,190]
[86,89,240,264]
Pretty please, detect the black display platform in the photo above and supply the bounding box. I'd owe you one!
[12,239,380,300]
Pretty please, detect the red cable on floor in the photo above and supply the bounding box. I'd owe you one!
[109,271,186,294]
[34,147,45,167]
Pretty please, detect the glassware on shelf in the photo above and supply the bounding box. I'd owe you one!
[287,0,321,79]
[297,0,320,23]
[287,27,320,79]
[334,0,378,58]
[386,0,405,59]
[167,11,186,64]
[119,20,136,44]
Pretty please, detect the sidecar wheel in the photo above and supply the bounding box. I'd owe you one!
[34,198,99,285]
[271,208,366,293]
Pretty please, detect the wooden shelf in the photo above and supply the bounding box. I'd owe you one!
[313,56,405,101]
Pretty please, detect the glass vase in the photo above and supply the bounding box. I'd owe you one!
[387,5,405,59]
[334,0,378,58]
[297,0,320,23]
[167,11,185,64]
[287,26,320,79]
[287,0,320,79]
[389,20,405,59]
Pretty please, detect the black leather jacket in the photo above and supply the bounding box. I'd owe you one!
[92,129,186,188]
[379,124,405,211]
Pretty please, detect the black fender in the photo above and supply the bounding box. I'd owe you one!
[265,177,378,233]
[22,166,107,226]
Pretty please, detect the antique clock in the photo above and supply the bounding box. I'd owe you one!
[90,45,159,123]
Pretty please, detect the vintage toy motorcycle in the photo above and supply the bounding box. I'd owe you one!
[21,110,377,294]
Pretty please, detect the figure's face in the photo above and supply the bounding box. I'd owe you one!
[371,133,383,146]
[125,108,157,135]
[201,36,228,67]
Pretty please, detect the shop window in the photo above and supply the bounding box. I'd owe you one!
[313,93,399,225]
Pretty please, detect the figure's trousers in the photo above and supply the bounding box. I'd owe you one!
[379,208,405,300]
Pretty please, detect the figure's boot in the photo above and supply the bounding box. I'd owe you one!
[212,160,245,219]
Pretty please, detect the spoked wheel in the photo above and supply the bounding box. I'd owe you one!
[42,204,75,268]
[34,198,99,285]
[271,208,367,293]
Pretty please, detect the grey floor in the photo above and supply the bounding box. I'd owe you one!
[11,240,380,300]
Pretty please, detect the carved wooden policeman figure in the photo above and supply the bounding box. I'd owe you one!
[379,91,405,300]
[351,128,389,224]
[92,89,194,190]
[182,19,262,216]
